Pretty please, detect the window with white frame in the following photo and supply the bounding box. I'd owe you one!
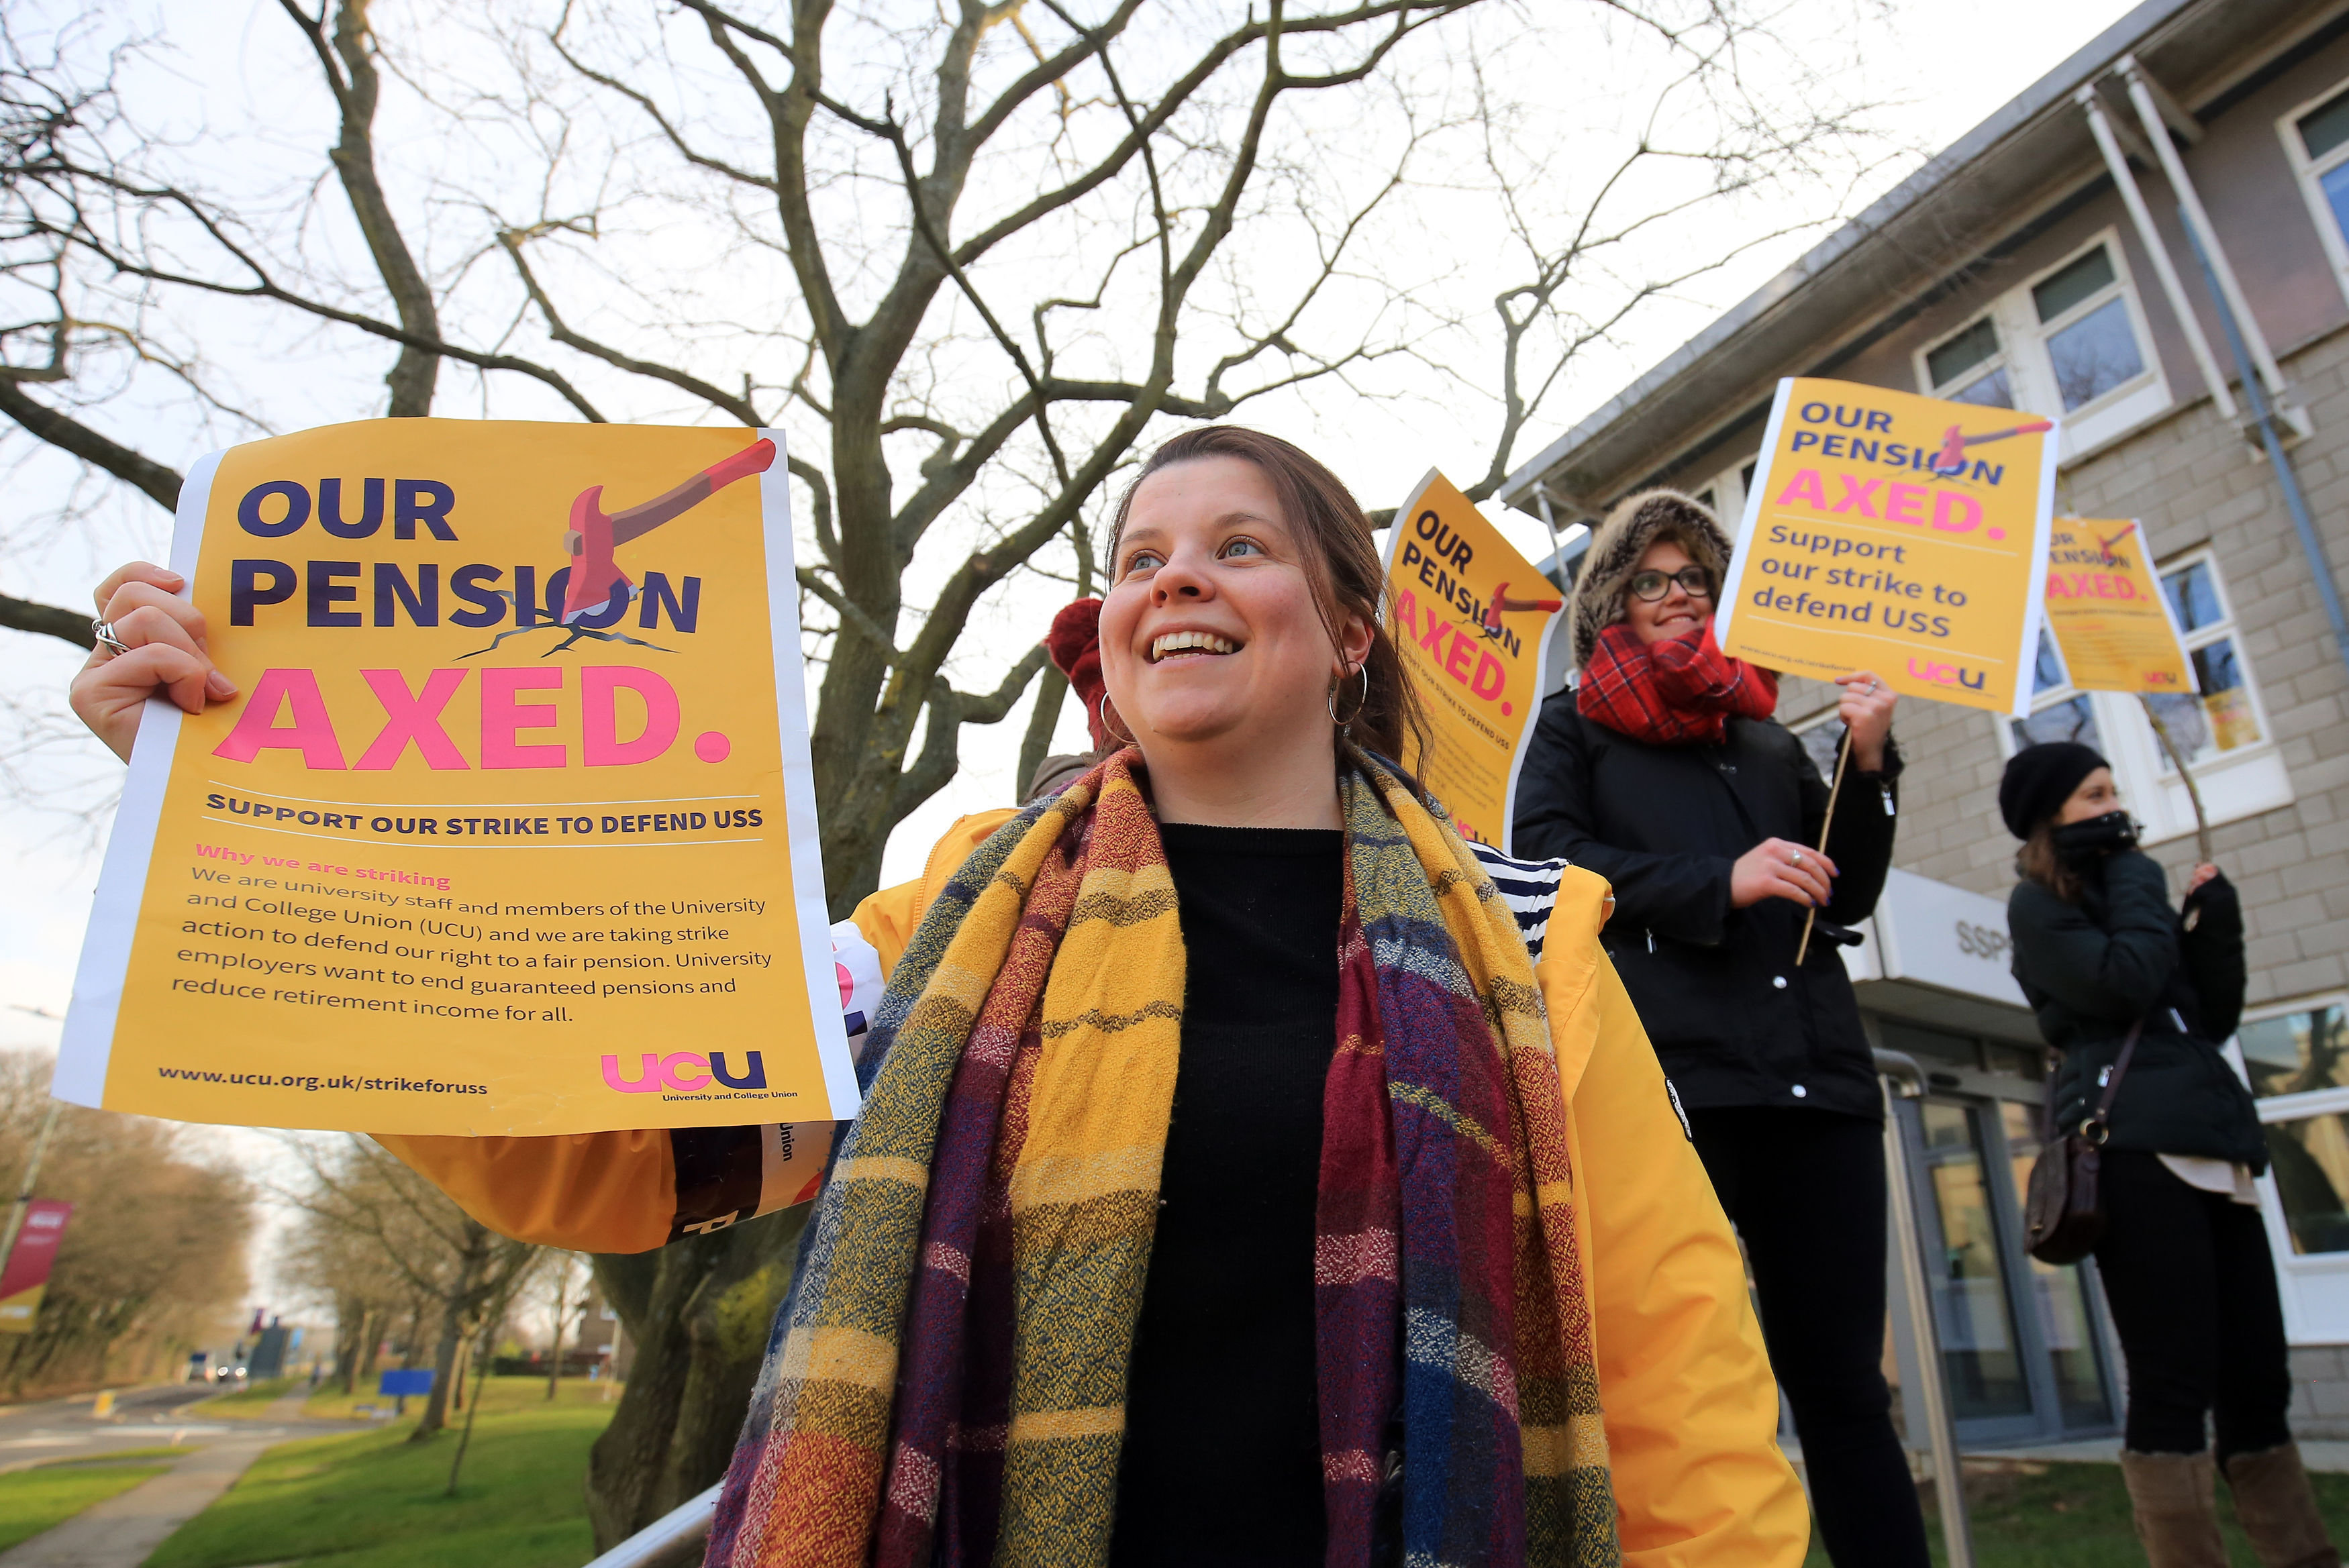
[2008,629,2104,753]
[1915,231,2171,461]
[2146,552,2266,768]
[2279,79,2349,308]
[1685,454,1759,527]
[1995,550,2289,843]
[2240,998,2349,1257]
[1925,318,2015,411]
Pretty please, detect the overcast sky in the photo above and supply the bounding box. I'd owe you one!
[0,0,2144,1297]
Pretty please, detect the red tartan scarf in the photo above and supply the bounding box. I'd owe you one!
[1576,621,1778,745]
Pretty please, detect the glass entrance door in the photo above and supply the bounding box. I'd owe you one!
[1903,1093,2118,1444]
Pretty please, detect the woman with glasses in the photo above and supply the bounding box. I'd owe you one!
[1515,490,1921,1567]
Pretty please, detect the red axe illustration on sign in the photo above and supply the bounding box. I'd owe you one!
[1930,417,2053,476]
[460,439,776,658]
[2093,520,2138,567]
[1482,580,1563,637]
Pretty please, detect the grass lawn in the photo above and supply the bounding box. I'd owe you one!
[0,1455,176,1553]
[299,1369,622,1424]
[1801,1461,2349,1565]
[146,1377,617,1568]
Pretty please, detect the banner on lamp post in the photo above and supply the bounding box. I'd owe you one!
[0,1202,74,1335]
[1381,470,1564,851]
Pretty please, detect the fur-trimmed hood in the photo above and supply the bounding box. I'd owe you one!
[1564,489,1734,669]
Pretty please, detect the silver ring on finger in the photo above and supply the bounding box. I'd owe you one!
[1788,850,1804,867]
[91,619,132,656]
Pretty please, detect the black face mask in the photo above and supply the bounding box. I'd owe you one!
[2051,810,2138,865]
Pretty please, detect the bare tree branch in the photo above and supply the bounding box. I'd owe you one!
[0,590,91,647]
[275,0,444,415]
[0,378,181,511]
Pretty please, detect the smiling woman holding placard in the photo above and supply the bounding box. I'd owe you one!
[72,425,1812,1567]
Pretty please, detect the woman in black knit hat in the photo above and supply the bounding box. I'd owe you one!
[2001,741,2334,1568]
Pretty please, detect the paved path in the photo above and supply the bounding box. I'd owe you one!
[0,1385,365,1568]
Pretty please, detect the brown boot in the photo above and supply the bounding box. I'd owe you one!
[2121,1449,2228,1568]
[2223,1443,2342,1568]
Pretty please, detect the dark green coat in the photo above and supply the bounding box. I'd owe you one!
[2007,849,2262,1168]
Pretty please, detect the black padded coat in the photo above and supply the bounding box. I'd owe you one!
[2007,851,2262,1168]
[1513,698,1901,1120]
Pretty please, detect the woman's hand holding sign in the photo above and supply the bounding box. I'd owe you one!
[1732,837,1838,909]
[1834,669,1897,771]
[71,562,236,764]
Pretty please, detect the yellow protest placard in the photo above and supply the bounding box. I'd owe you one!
[1715,378,2059,715]
[60,419,856,1137]
[1382,470,1564,851]
[2042,518,2195,695]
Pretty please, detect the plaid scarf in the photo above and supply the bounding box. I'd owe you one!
[707,748,1619,1568]
[1576,622,1777,746]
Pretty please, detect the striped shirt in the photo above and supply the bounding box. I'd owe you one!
[1466,841,1568,961]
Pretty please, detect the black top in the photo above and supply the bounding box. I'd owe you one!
[1513,702,1900,1120]
[2007,851,2263,1167]
[1110,823,1343,1568]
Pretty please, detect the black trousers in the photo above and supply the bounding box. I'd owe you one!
[2092,1150,2295,1459]
[1689,1106,1930,1568]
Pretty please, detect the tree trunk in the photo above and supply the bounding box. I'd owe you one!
[584,1207,807,1551]
[1015,667,1069,801]
[410,1225,488,1441]
[398,1298,425,1368]
[446,1321,495,1497]
[334,1297,364,1395]
[547,1265,569,1403]
[411,1294,466,1439]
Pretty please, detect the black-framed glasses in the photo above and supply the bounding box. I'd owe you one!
[1628,566,1713,602]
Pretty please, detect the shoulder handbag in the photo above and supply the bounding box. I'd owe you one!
[2023,1018,2145,1265]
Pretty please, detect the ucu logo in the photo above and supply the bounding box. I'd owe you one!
[601,1051,766,1093]
[1906,658,1987,692]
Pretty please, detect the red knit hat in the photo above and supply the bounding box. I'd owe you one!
[1045,597,1107,749]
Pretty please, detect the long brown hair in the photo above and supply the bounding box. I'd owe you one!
[1105,426,1430,765]
[2017,820,2083,903]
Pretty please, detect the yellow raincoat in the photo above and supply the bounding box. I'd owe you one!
[379,811,1806,1564]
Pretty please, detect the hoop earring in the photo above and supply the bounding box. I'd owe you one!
[1328,664,1370,731]
[1101,699,1138,748]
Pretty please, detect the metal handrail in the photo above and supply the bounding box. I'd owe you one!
[583,1482,720,1568]
[1874,1047,1977,1568]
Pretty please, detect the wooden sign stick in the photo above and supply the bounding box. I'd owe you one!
[1794,727,1853,966]
[2138,694,2213,864]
